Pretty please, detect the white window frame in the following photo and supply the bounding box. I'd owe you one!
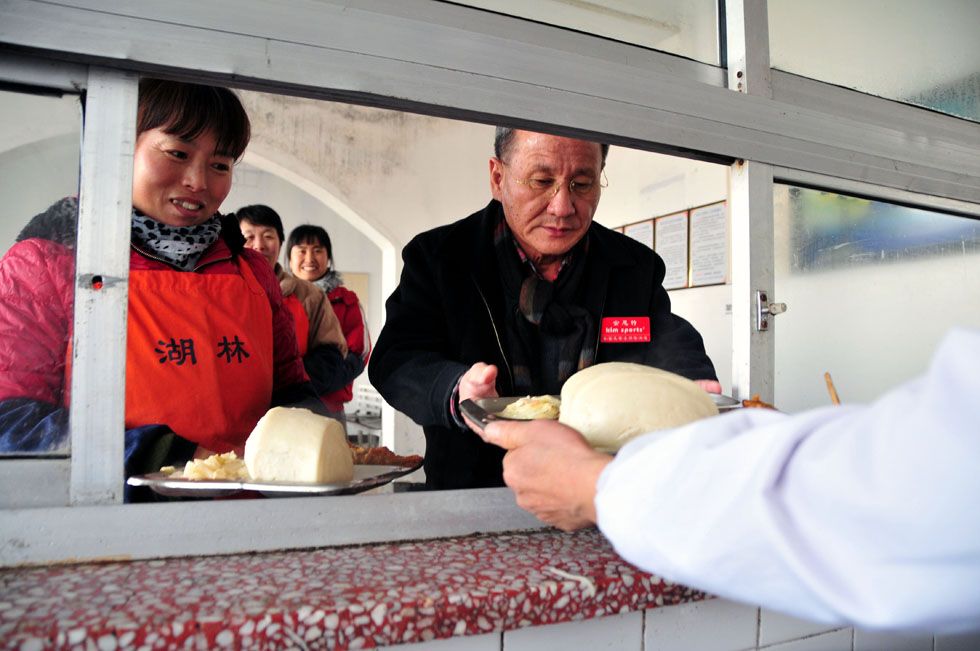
[1,0,978,566]
[69,68,136,506]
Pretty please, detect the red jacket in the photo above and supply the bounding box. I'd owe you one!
[0,200,308,411]
[323,285,368,409]
[0,236,74,405]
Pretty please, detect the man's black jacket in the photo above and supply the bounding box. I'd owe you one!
[369,201,717,489]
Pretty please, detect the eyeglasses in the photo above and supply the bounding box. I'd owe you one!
[503,163,609,198]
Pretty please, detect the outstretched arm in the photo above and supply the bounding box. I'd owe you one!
[596,329,980,631]
[478,418,611,531]
[478,329,980,631]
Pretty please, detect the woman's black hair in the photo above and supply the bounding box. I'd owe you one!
[234,204,284,244]
[286,225,334,273]
[138,78,251,160]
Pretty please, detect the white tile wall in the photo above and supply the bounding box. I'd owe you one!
[503,611,643,651]
[760,609,839,647]
[367,606,980,651]
[760,628,853,651]
[382,632,501,651]
[853,629,932,651]
[935,630,980,651]
[644,598,759,651]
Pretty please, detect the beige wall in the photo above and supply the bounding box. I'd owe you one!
[239,92,494,259]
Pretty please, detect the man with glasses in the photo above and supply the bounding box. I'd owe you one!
[369,128,719,489]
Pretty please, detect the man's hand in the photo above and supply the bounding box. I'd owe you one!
[459,363,499,434]
[459,362,499,402]
[694,379,723,394]
[480,419,612,531]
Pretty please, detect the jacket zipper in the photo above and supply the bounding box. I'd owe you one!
[130,242,232,272]
[591,293,607,367]
[472,276,514,391]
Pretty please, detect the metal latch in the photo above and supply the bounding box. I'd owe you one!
[756,290,787,331]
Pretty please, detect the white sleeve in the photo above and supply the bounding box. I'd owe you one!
[594,328,980,633]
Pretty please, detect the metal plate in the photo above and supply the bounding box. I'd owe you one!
[472,396,561,417]
[464,393,741,425]
[711,393,742,411]
[459,399,516,435]
[127,462,423,498]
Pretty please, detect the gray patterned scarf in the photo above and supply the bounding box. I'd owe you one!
[313,270,345,295]
[130,211,222,271]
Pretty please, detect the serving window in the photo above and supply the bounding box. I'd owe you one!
[772,185,980,412]
[103,86,730,497]
[0,0,978,565]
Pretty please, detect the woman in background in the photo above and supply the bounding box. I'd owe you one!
[286,225,369,415]
[237,205,363,421]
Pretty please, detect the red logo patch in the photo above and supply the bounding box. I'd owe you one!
[601,317,651,343]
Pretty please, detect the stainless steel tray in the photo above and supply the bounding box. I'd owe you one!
[461,393,741,434]
[710,393,742,411]
[127,462,422,498]
[459,398,522,434]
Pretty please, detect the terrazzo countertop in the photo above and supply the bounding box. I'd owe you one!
[0,528,704,650]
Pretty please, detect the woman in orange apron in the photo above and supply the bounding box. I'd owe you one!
[0,79,318,494]
[236,204,363,424]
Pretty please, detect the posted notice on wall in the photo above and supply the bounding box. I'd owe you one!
[689,202,727,286]
[623,219,654,249]
[655,212,689,290]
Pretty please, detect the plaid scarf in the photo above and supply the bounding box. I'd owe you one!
[494,217,596,395]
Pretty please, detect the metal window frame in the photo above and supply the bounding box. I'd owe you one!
[1,0,979,566]
[69,68,137,506]
[725,0,775,402]
[0,49,87,92]
[2,0,976,201]
[773,166,980,221]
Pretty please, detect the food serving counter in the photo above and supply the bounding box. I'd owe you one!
[0,528,698,649]
[0,527,877,651]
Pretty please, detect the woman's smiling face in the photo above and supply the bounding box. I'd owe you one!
[131,127,234,227]
[240,221,282,267]
[289,240,331,282]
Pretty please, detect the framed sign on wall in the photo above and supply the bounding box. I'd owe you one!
[689,201,728,286]
[655,211,689,289]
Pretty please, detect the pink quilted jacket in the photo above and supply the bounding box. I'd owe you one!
[0,202,307,407]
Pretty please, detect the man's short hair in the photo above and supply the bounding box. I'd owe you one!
[493,127,609,168]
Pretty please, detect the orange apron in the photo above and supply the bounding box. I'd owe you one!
[125,257,274,452]
[283,294,310,357]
